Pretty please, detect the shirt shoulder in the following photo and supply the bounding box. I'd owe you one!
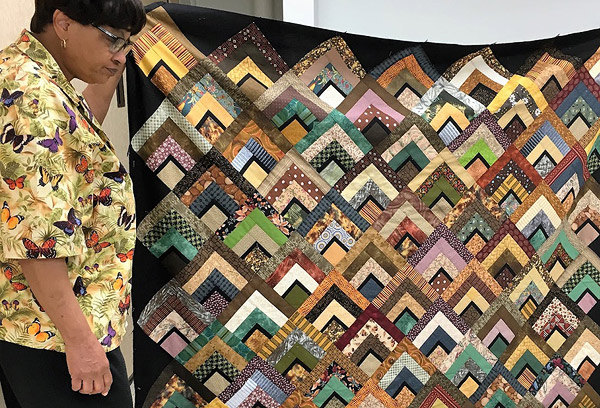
[0,44,45,91]
[0,52,94,150]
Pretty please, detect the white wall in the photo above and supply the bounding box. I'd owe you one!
[0,2,35,43]
[285,0,600,44]
[283,0,314,26]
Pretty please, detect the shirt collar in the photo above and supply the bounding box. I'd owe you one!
[15,29,83,105]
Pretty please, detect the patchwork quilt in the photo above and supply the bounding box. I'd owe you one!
[126,3,600,407]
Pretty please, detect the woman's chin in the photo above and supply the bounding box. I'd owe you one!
[81,74,111,85]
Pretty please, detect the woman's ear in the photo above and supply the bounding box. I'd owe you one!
[52,9,71,39]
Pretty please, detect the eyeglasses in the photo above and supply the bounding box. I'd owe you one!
[93,25,133,54]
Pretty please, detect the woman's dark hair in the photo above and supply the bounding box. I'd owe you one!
[31,0,146,35]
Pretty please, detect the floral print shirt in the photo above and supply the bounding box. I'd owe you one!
[0,30,135,352]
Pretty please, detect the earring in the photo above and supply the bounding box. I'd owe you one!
[61,38,67,49]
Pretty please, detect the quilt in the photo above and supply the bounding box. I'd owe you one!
[126,3,600,408]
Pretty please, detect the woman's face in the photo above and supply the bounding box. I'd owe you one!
[64,23,131,84]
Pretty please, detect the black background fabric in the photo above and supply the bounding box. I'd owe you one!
[126,3,600,406]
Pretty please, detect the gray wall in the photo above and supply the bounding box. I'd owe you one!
[143,0,283,20]
[179,0,283,20]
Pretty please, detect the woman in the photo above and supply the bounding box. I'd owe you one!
[0,0,145,406]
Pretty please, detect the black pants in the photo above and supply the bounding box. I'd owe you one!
[0,341,132,408]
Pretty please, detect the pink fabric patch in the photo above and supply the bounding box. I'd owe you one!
[482,319,516,346]
[344,89,405,123]
[147,135,196,172]
[577,292,597,314]
[160,331,188,357]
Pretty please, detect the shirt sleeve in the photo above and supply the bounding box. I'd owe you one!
[0,89,88,260]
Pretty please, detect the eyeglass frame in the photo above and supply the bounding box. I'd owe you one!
[93,25,133,54]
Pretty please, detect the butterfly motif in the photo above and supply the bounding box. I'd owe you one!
[62,101,77,134]
[116,248,134,263]
[27,318,55,342]
[101,321,116,347]
[74,155,94,184]
[89,141,108,153]
[3,175,25,190]
[37,127,63,153]
[1,299,19,311]
[53,208,82,236]
[0,88,24,108]
[113,272,125,293]
[103,163,127,183]
[85,230,111,253]
[38,166,63,191]
[28,98,39,115]
[117,206,135,231]
[118,294,130,315]
[1,123,34,153]
[1,201,24,230]
[3,266,27,292]
[94,187,112,207]
[83,263,99,274]
[73,276,87,297]
[78,195,93,207]
[78,188,111,208]
[21,237,57,259]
